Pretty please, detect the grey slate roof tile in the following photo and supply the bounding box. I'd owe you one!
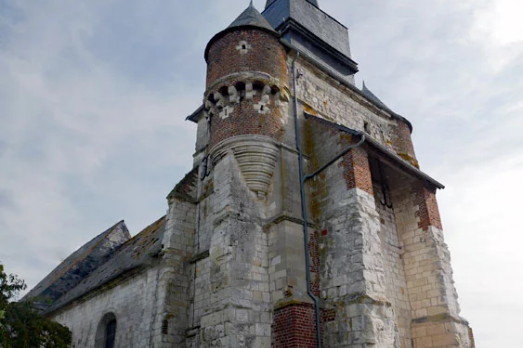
[266,0,318,9]
[23,221,131,311]
[42,216,166,315]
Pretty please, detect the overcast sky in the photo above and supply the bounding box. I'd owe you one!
[0,0,521,346]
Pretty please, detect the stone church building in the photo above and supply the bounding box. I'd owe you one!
[25,1,474,347]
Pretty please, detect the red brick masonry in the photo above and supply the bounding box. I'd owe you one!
[206,29,287,88]
[341,145,374,196]
[415,184,443,231]
[272,304,317,348]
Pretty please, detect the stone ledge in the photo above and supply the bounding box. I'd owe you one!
[186,250,210,264]
[326,293,392,308]
[412,313,470,326]
[274,294,315,311]
[185,326,201,338]
[263,213,318,229]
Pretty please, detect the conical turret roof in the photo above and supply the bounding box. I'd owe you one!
[229,2,276,32]
[205,3,278,61]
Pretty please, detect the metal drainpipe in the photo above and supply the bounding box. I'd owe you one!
[292,51,366,348]
[292,51,322,348]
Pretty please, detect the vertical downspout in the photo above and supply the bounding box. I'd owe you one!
[292,52,322,348]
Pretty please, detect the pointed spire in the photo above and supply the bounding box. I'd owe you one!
[228,2,276,32]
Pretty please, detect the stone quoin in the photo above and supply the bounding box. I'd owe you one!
[25,1,473,347]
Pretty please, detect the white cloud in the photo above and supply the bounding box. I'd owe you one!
[471,0,523,46]
[0,0,199,287]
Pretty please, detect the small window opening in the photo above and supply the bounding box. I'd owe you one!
[105,319,116,348]
[162,319,169,335]
[260,105,264,111]
[364,121,370,133]
[242,44,246,49]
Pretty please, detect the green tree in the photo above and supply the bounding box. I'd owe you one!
[0,263,72,348]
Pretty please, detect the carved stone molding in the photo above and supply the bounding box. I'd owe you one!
[210,135,279,198]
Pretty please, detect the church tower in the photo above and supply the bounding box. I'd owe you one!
[28,1,473,347]
[178,1,473,347]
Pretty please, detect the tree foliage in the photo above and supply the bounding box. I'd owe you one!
[0,264,72,348]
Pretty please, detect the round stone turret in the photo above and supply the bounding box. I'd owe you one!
[203,4,288,198]
[205,5,287,89]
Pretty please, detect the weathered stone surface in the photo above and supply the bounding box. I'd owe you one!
[25,3,472,347]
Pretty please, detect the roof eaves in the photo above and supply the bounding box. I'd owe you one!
[303,113,444,189]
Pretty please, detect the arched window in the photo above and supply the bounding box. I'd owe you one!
[105,319,116,348]
[95,313,117,348]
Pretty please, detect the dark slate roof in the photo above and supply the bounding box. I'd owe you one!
[228,3,276,33]
[42,216,166,315]
[23,221,131,311]
[361,81,390,110]
[263,0,358,80]
[263,0,352,58]
[266,0,318,9]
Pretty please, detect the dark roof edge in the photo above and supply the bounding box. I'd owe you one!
[283,41,413,132]
[263,0,348,30]
[22,220,129,302]
[277,19,358,73]
[204,25,280,62]
[304,113,444,189]
[42,216,167,316]
[42,265,145,317]
[186,104,204,123]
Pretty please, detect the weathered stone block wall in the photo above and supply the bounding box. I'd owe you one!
[293,59,392,141]
[304,119,398,346]
[161,193,197,346]
[52,267,165,348]
[187,153,273,347]
[392,185,471,347]
[292,57,416,166]
[374,182,413,348]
